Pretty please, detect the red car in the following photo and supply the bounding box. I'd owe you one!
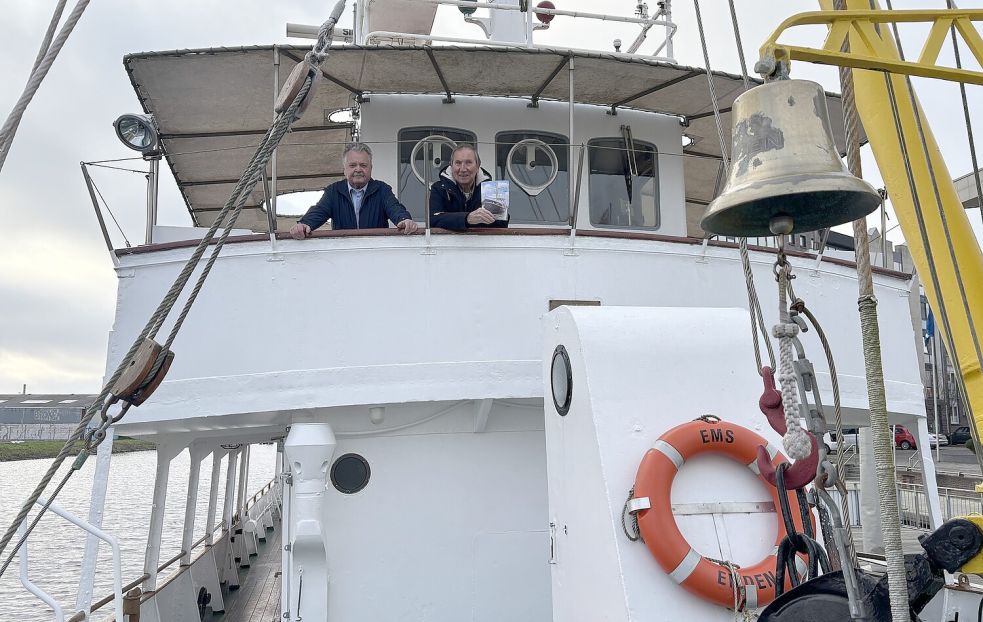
[895,425,917,450]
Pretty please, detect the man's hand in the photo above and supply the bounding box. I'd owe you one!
[289,223,311,240]
[466,207,496,225]
[396,219,419,234]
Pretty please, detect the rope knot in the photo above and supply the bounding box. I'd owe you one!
[772,323,799,339]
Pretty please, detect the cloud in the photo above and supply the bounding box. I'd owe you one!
[1,0,981,395]
[0,348,104,394]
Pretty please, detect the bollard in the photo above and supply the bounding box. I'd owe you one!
[123,587,142,621]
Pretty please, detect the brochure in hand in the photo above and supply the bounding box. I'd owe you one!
[480,180,510,221]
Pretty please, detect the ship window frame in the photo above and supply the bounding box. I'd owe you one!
[330,453,372,494]
[586,137,660,231]
[494,130,570,226]
[397,126,478,222]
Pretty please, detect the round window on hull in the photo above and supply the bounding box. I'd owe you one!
[551,345,572,416]
[331,453,371,494]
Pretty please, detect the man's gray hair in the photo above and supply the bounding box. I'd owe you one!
[342,142,373,164]
[451,143,480,165]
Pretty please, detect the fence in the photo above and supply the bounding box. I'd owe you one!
[831,481,983,531]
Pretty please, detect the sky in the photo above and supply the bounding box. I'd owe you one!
[1,0,982,394]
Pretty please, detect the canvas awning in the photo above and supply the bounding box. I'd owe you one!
[125,45,861,232]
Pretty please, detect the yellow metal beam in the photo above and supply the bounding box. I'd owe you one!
[760,9,983,85]
[775,2,983,455]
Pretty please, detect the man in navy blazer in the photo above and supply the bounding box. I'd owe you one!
[289,142,418,238]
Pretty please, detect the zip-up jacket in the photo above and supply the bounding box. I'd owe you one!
[428,166,509,232]
[299,179,413,231]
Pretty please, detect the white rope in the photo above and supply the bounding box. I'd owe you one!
[774,263,811,460]
[0,0,91,173]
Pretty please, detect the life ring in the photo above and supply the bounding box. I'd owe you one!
[632,418,814,610]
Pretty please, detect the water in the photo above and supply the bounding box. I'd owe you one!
[0,444,276,620]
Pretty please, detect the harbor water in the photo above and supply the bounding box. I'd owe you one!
[0,444,276,620]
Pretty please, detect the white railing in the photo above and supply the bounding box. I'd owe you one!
[832,481,983,531]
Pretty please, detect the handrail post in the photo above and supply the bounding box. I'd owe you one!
[270,45,281,250]
[80,163,120,266]
[75,425,116,616]
[144,155,160,245]
[565,56,579,256]
[180,442,209,566]
[423,139,436,255]
[205,448,224,544]
[143,441,184,592]
[566,143,585,256]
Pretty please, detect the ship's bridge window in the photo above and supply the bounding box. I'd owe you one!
[398,127,477,222]
[495,131,569,225]
[588,137,659,229]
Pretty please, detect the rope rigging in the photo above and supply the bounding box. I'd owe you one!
[0,0,348,581]
[831,0,908,617]
[0,0,91,174]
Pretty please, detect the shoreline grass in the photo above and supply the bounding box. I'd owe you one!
[0,438,156,462]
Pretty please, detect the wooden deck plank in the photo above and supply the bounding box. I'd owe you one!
[205,525,283,622]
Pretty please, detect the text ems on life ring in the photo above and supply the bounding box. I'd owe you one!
[631,419,814,611]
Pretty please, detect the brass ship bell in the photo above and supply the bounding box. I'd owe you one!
[701,79,880,237]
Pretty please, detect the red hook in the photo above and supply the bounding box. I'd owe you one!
[756,367,819,490]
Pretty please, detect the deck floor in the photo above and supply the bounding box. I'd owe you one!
[204,525,283,622]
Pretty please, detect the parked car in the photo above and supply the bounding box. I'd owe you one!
[895,425,917,450]
[824,427,860,453]
[928,432,949,447]
[950,426,972,445]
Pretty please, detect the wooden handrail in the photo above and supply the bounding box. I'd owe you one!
[113,227,912,280]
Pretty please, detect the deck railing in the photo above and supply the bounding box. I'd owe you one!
[64,478,277,622]
[833,481,983,532]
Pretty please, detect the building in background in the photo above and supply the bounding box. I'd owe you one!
[0,394,95,441]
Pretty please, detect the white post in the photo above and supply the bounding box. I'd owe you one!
[237,444,251,520]
[223,449,240,533]
[205,449,224,543]
[932,335,942,462]
[284,423,336,622]
[915,417,945,528]
[222,448,240,588]
[143,441,184,592]
[180,442,208,566]
[74,427,115,616]
[280,440,292,621]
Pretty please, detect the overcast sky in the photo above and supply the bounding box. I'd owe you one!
[1,0,981,394]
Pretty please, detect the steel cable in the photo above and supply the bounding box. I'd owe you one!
[0,0,91,173]
[947,0,983,231]
[699,0,776,374]
[0,0,347,576]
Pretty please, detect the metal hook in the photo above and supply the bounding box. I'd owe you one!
[756,366,819,489]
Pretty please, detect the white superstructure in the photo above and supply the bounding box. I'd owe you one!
[13,2,948,621]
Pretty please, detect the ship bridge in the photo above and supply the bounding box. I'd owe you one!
[102,43,923,446]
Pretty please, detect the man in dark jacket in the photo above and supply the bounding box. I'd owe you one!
[429,144,508,232]
[289,142,418,238]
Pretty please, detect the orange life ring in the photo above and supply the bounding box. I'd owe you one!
[632,419,814,610]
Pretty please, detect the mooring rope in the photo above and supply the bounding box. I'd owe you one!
[833,1,908,618]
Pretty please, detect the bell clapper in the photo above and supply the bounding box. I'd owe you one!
[769,214,794,236]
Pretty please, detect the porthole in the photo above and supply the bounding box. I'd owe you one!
[330,453,371,494]
[551,345,573,416]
